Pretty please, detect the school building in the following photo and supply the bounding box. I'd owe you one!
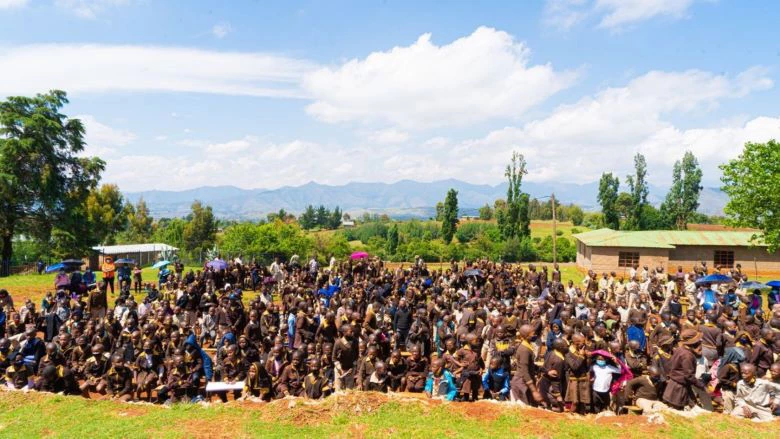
[573,228,780,276]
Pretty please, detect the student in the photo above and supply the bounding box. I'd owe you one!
[425,358,457,401]
[367,361,389,393]
[482,357,510,401]
[303,359,332,399]
[591,354,621,413]
[242,361,273,401]
[731,363,777,421]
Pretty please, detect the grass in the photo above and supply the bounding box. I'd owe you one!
[0,266,203,307]
[0,390,775,439]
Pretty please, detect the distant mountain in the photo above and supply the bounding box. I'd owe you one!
[124,180,728,220]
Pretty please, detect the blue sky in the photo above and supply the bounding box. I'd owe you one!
[1,0,778,192]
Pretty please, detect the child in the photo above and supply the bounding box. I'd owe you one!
[482,357,510,401]
[591,354,621,413]
[425,358,457,401]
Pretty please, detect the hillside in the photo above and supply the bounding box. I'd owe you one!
[124,179,728,219]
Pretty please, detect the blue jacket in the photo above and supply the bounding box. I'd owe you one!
[626,325,647,351]
[425,370,457,401]
[185,333,213,380]
[482,367,511,395]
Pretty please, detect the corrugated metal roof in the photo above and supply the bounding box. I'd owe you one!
[92,243,178,254]
[573,229,764,249]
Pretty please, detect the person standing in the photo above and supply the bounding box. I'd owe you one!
[101,257,116,295]
[662,329,706,410]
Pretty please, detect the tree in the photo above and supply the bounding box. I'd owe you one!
[315,205,330,228]
[720,139,780,251]
[569,205,584,226]
[478,203,493,220]
[660,151,703,230]
[85,184,126,245]
[441,189,459,243]
[624,153,649,230]
[435,202,445,221]
[299,205,316,230]
[121,198,154,243]
[329,206,343,229]
[386,224,399,254]
[182,200,216,257]
[518,193,530,239]
[497,152,528,240]
[0,91,104,273]
[597,173,620,229]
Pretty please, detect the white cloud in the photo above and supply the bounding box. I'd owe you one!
[76,114,136,157]
[302,26,577,129]
[0,0,29,9]
[439,67,774,186]
[544,0,701,30]
[211,22,232,39]
[362,128,409,145]
[55,0,133,19]
[104,66,777,192]
[203,136,258,154]
[0,44,315,98]
[154,135,168,141]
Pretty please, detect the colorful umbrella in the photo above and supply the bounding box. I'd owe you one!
[350,251,369,260]
[114,258,135,264]
[152,260,171,269]
[767,281,780,288]
[45,262,65,273]
[695,273,734,286]
[207,258,228,270]
[740,281,768,291]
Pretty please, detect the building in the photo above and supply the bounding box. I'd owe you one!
[573,228,780,276]
[90,243,178,269]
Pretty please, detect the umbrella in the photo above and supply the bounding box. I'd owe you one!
[207,258,228,270]
[350,251,369,260]
[463,268,484,277]
[45,262,65,273]
[114,258,135,265]
[152,260,171,269]
[740,281,768,291]
[695,273,734,286]
[61,259,84,266]
[767,280,780,288]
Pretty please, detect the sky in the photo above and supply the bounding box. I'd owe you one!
[1,0,779,192]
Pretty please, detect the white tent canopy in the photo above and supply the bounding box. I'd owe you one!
[92,243,178,254]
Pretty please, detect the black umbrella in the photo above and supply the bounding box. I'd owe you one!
[61,259,84,266]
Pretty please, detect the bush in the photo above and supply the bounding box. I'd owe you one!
[571,227,581,234]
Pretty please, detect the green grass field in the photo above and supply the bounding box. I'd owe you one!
[0,390,774,439]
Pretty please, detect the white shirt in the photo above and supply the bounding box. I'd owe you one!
[591,363,621,393]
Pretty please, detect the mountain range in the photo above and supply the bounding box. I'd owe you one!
[124,179,728,220]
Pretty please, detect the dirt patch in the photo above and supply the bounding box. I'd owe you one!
[182,418,244,439]
[450,401,507,421]
[113,404,150,418]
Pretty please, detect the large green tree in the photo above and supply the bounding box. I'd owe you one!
[120,198,154,243]
[497,152,529,240]
[386,224,399,254]
[720,139,780,251]
[0,90,104,272]
[660,151,703,230]
[597,172,620,229]
[624,153,649,230]
[85,184,127,245]
[183,200,216,257]
[478,203,493,220]
[440,189,459,243]
[299,205,316,230]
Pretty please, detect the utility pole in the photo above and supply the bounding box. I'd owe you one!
[551,193,557,264]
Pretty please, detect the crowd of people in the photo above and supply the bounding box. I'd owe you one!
[1,255,779,421]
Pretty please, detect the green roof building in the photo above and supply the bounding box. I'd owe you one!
[572,228,780,276]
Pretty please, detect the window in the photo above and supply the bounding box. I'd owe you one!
[714,250,735,268]
[618,251,640,268]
